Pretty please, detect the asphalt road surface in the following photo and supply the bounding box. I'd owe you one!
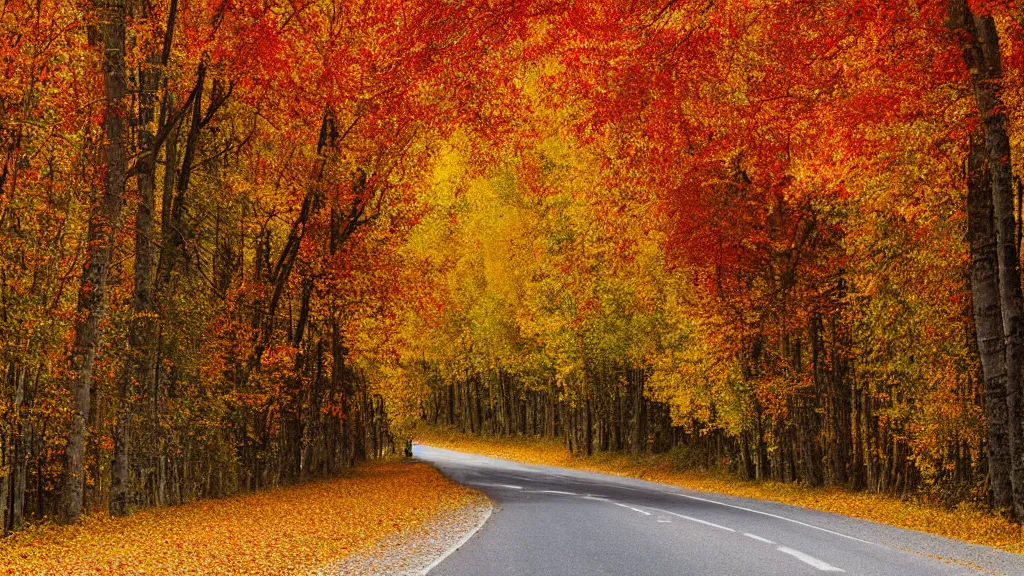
[414,444,1024,576]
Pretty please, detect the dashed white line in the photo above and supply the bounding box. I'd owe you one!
[776,546,846,572]
[743,533,775,544]
[612,502,652,516]
[569,492,845,574]
[649,507,736,532]
[671,492,875,545]
[475,483,523,490]
[676,514,735,532]
[527,490,578,496]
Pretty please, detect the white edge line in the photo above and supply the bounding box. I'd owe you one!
[743,532,775,544]
[420,502,493,576]
[674,493,875,545]
[776,546,846,572]
[649,507,735,532]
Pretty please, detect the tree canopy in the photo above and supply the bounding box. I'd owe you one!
[3,0,1024,528]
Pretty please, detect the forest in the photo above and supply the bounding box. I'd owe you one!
[4,0,1024,535]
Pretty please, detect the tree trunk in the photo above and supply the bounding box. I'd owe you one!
[10,367,28,531]
[966,131,1015,512]
[111,0,175,517]
[949,0,1024,518]
[0,429,8,533]
[61,0,128,524]
[157,94,178,286]
[584,397,593,456]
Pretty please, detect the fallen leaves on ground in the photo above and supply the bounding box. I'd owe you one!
[415,426,1024,556]
[0,461,474,575]
[331,494,491,576]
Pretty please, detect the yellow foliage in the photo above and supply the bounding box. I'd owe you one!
[415,426,1024,557]
[0,462,475,575]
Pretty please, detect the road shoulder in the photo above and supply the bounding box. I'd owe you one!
[322,493,492,576]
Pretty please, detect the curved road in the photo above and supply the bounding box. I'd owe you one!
[415,445,1024,576]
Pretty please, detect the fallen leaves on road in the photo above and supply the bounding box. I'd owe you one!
[0,461,474,575]
[415,426,1024,556]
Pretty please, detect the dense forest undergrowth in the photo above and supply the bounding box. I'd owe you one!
[9,0,1024,551]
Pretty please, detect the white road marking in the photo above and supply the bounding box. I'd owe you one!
[743,533,775,544]
[421,502,493,575]
[672,492,875,545]
[612,502,652,516]
[527,490,578,496]
[649,507,735,532]
[582,495,610,502]
[475,483,523,490]
[656,518,671,523]
[677,514,735,532]
[424,446,875,554]
[776,546,846,572]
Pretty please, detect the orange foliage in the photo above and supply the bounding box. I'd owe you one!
[0,462,474,575]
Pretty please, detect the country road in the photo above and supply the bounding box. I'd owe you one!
[414,445,1024,576]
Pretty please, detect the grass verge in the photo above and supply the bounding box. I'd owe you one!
[0,460,475,575]
[415,425,1024,556]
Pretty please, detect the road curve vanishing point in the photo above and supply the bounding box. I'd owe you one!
[414,445,1024,576]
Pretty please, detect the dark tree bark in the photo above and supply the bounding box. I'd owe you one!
[0,438,7,533]
[10,365,29,531]
[949,0,1024,518]
[111,0,177,518]
[161,62,205,285]
[61,0,128,524]
[157,96,178,287]
[966,133,1015,512]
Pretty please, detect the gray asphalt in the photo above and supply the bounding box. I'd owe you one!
[414,444,1024,576]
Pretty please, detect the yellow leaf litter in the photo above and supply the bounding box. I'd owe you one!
[0,461,475,575]
[415,425,1024,556]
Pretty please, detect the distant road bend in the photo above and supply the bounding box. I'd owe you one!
[415,445,1024,576]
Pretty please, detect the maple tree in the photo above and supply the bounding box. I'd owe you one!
[6,0,1024,544]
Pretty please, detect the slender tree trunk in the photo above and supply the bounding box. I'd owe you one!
[162,62,205,285]
[584,397,593,456]
[111,0,175,517]
[547,382,557,438]
[0,428,8,534]
[61,0,128,524]
[1,363,22,532]
[10,366,28,531]
[157,94,178,286]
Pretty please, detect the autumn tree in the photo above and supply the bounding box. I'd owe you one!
[7,0,1024,533]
